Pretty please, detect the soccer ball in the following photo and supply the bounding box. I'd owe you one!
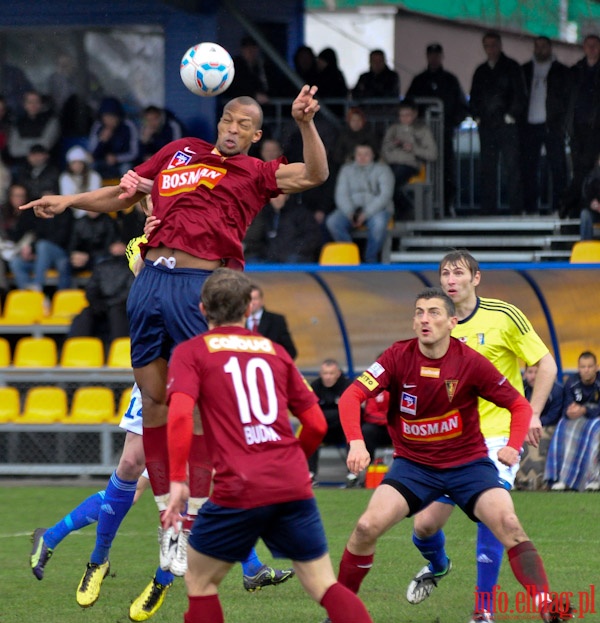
[180,42,235,97]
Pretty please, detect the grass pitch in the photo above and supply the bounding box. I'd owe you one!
[1,484,598,623]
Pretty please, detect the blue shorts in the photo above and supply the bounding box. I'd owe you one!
[127,260,210,368]
[383,456,504,521]
[188,498,328,563]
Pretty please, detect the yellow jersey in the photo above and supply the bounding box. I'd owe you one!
[451,297,549,438]
[125,235,147,274]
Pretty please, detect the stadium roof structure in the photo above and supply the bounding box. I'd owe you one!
[306,0,600,41]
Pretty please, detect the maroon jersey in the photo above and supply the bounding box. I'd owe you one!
[353,337,523,468]
[167,326,318,508]
[135,138,285,269]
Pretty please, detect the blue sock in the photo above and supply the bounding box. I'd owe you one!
[155,566,174,586]
[241,547,264,576]
[90,471,137,564]
[475,522,504,614]
[412,530,449,575]
[44,491,104,549]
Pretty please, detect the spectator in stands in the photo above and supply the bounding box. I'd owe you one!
[352,49,400,100]
[259,138,283,162]
[68,246,134,353]
[227,36,269,105]
[0,156,10,206]
[88,96,139,180]
[326,142,394,263]
[545,351,600,491]
[562,35,600,218]
[308,358,353,486]
[48,52,78,113]
[381,99,437,220]
[0,184,32,294]
[14,144,60,201]
[521,36,570,215]
[59,146,103,219]
[246,283,297,359]
[315,47,348,118]
[7,90,60,167]
[139,105,185,161]
[579,153,600,239]
[331,107,379,171]
[0,96,13,164]
[470,31,528,215]
[405,43,469,216]
[69,210,123,273]
[0,59,33,114]
[293,45,320,87]
[244,192,322,264]
[8,189,73,291]
[515,363,564,490]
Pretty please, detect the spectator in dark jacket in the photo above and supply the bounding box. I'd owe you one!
[244,193,322,264]
[139,106,185,160]
[562,34,600,217]
[69,248,134,352]
[470,31,528,215]
[69,211,123,272]
[579,155,600,239]
[352,49,400,100]
[88,96,139,179]
[14,143,60,200]
[521,36,571,214]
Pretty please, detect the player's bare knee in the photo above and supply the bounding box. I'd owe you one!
[116,453,145,481]
[498,512,529,543]
[353,513,381,546]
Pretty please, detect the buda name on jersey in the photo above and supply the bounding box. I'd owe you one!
[401,410,463,442]
[204,334,276,355]
[159,162,227,196]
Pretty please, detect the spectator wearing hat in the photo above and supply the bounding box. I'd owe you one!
[88,96,139,180]
[406,43,469,215]
[59,146,103,219]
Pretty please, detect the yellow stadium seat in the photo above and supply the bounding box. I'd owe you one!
[60,337,105,368]
[408,163,427,184]
[319,242,361,266]
[0,337,11,366]
[40,289,88,325]
[21,386,68,424]
[0,387,21,422]
[569,240,600,264]
[68,387,115,424]
[13,337,58,367]
[0,290,46,325]
[107,337,131,368]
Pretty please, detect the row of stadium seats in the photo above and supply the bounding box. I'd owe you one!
[0,289,88,325]
[0,385,132,425]
[0,336,131,368]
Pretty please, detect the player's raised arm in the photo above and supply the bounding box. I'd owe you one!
[20,184,145,218]
[275,85,329,194]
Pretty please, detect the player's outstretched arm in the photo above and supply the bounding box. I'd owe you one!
[20,185,144,218]
[275,85,329,194]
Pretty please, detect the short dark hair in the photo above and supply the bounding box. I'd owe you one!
[534,35,552,46]
[583,34,600,44]
[483,30,502,43]
[439,249,480,277]
[415,287,456,317]
[201,268,252,326]
[579,351,597,364]
[399,98,418,111]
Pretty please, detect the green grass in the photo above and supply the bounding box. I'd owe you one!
[1,485,598,623]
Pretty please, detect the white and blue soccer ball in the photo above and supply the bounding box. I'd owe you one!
[180,42,235,97]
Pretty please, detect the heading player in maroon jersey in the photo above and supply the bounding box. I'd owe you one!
[19,85,329,577]
[331,287,572,623]
[161,268,373,623]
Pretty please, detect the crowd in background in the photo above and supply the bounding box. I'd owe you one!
[2,30,600,283]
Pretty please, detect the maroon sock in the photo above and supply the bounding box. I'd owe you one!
[338,547,374,593]
[507,541,550,595]
[142,425,170,496]
[188,434,212,498]
[320,582,373,623]
[184,594,223,623]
